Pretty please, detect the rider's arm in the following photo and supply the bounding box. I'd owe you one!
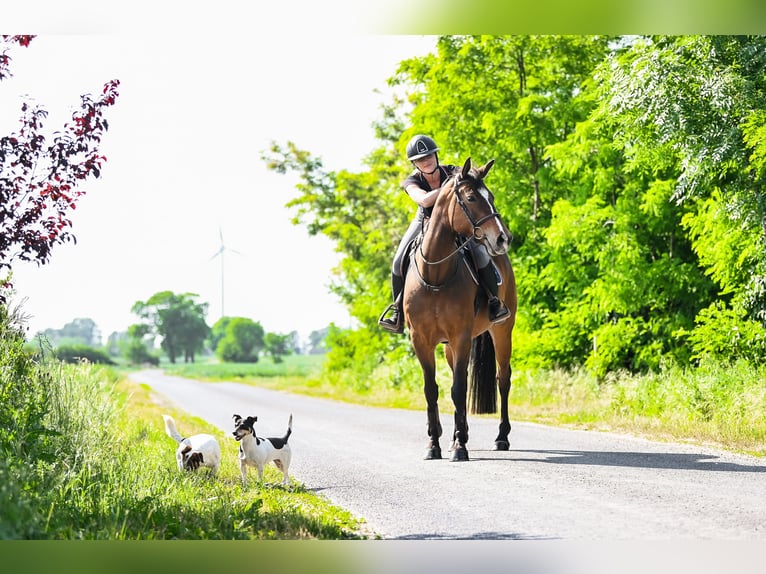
[405,183,441,209]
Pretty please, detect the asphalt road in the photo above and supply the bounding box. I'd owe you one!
[129,369,766,540]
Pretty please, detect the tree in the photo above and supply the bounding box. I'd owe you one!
[263,332,292,363]
[588,35,766,363]
[37,317,101,347]
[121,323,159,366]
[131,291,210,364]
[0,36,120,291]
[267,35,766,376]
[307,327,330,354]
[215,317,264,363]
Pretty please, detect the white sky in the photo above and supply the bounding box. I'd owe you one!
[2,33,436,341]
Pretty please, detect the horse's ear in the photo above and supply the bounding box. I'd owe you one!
[461,157,472,178]
[477,159,495,180]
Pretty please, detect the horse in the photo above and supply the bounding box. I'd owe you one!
[403,157,517,462]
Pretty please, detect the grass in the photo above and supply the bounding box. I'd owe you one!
[0,354,368,539]
[107,376,367,539]
[165,354,766,458]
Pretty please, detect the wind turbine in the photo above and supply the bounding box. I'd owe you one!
[209,227,242,318]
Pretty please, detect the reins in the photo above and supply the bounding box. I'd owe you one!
[414,173,501,291]
[417,174,502,267]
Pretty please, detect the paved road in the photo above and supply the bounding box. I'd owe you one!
[129,369,766,540]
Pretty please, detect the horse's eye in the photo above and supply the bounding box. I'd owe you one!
[466,194,477,202]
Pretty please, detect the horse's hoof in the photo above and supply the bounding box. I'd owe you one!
[494,440,510,451]
[425,446,442,460]
[450,447,469,462]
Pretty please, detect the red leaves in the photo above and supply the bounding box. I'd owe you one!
[1,37,120,275]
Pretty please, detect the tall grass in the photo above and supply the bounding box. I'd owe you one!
[0,307,365,539]
[171,350,766,457]
[510,361,766,455]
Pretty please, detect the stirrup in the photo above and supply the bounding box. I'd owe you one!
[378,304,403,333]
[489,298,511,324]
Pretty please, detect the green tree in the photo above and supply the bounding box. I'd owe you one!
[131,291,210,364]
[38,317,101,347]
[263,332,292,363]
[209,316,231,353]
[591,35,766,363]
[215,317,264,363]
[266,35,766,377]
[121,323,159,366]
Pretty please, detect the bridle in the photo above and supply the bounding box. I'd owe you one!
[452,175,503,241]
[418,174,503,267]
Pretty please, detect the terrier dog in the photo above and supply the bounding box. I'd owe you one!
[162,414,221,475]
[232,413,293,486]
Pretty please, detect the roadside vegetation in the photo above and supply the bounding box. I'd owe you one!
[168,354,766,458]
[0,307,365,539]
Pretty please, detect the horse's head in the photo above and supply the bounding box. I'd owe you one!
[448,157,510,257]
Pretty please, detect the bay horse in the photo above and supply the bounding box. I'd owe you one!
[403,157,517,462]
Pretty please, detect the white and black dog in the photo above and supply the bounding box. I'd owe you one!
[162,414,221,475]
[232,413,293,486]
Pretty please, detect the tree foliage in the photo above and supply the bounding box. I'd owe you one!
[0,36,120,284]
[212,316,264,363]
[266,35,766,377]
[37,317,101,347]
[263,332,292,363]
[131,291,210,364]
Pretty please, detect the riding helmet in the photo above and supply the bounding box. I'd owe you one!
[406,134,440,161]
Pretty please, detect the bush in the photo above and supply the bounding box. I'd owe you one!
[687,302,766,363]
[54,344,115,365]
[121,338,161,366]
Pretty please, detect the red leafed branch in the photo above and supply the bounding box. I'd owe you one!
[0,36,120,283]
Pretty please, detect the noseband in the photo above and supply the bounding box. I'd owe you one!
[452,175,503,241]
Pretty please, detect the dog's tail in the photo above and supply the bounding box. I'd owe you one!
[283,413,293,442]
[162,414,184,443]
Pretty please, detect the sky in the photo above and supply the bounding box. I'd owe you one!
[1,33,436,342]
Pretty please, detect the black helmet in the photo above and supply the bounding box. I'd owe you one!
[406,134,440,161]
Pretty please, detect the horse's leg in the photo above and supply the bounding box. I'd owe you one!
[416,346,442,460]
[449,337,472,462]
[492,329,513,451]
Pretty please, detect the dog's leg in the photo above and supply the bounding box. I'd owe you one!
[273,460,290,486]
[240,461,248,486]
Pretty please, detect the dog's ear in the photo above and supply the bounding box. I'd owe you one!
[232,414,242,424]
[181,445,191,454]
[247,416,257,424]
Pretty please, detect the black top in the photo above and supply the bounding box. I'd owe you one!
[401,164,456,217]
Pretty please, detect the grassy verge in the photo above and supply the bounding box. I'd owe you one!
[1,352,367,539]
[166,355,766,458]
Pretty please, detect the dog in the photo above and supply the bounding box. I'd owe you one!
[232,413,293,486]
[162,414,221,475]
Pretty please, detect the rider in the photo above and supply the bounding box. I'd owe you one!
[378,134,511,334]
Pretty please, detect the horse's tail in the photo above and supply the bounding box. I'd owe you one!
[468,332,497,414]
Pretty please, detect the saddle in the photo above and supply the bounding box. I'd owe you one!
[407,231,501,289]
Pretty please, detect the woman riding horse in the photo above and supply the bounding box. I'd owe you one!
[378,134,510,334]
[402,156,517,461]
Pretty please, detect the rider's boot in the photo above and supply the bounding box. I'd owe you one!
[378,273,405,334]
[477,263,510,324]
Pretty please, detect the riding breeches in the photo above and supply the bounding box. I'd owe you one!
[392,210,425,277]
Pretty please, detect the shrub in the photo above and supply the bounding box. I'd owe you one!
[687,302,766,363]
[54,344,115,365]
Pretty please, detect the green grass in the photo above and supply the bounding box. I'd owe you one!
[0,352,368,539]
[165,354,325,380]
[164,354,766,458]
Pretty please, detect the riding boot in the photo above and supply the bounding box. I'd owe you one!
[378,273,405,334]
[477,263,510,324]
